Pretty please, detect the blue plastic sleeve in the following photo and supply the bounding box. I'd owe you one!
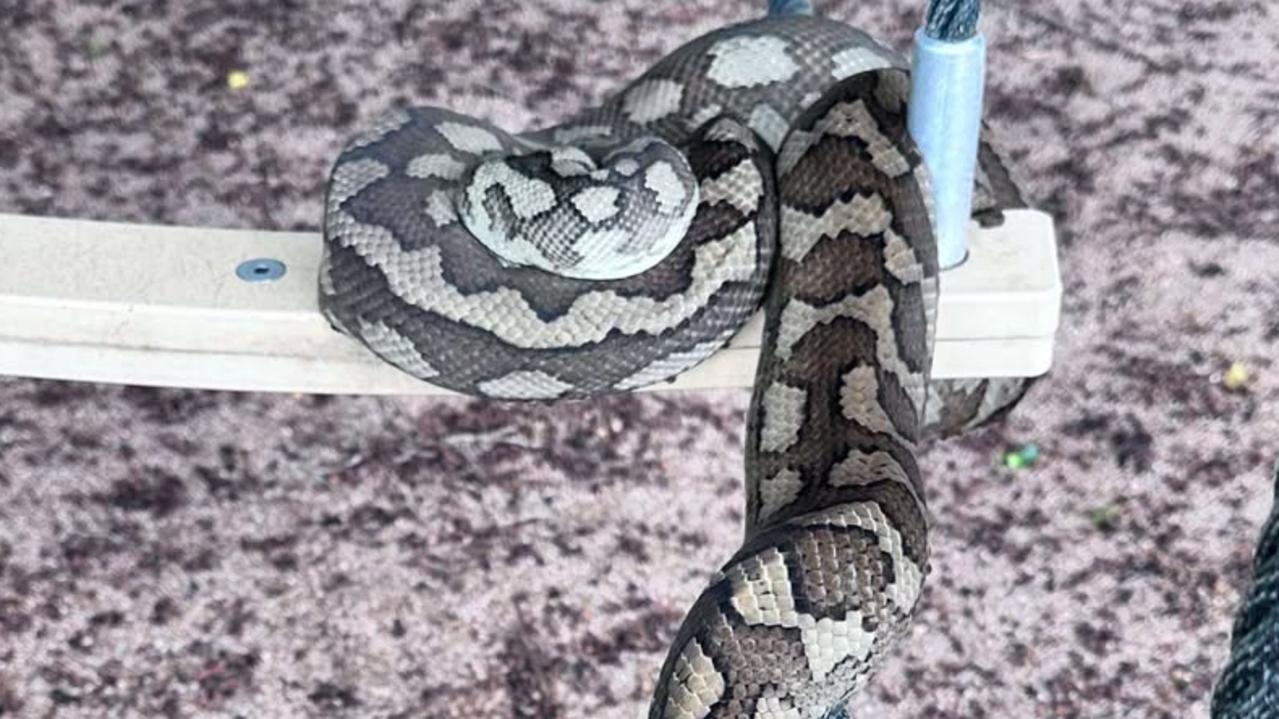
[908,28,986,269]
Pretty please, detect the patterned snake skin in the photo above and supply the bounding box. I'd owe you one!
[321,12,1030,718]
[1212,462,1279,718]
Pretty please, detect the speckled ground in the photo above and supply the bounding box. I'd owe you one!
[1,1,1278,717]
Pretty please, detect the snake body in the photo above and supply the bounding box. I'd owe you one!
[322,12,1028,717]
[1212,463,1279,718]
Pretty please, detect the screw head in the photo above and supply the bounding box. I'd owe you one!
[236,258,287,283]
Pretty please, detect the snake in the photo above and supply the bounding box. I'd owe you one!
[1212,462,1279,718]
[320,10,1030,718]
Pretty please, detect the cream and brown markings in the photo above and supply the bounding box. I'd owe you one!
[322,105,777,399]
[648,70,935,719]
[459,138,701,280]
[321,11,1031,719]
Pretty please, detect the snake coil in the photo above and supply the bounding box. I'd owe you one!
[321,10,1030,717]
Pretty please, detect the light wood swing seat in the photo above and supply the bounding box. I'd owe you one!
[0,210,1060,395]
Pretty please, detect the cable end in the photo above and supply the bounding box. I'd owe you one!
[924,0,982,41]
[767,0,814,17]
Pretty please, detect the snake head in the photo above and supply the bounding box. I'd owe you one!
[458,136,699,280]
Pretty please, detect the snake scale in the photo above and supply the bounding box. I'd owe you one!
[320,11,1029,718]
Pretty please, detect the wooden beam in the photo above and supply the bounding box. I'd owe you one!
[0,210,1060,395]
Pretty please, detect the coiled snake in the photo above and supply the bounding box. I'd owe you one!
[320,11,1029,718]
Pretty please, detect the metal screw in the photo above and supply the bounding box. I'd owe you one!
[236,258,287,283]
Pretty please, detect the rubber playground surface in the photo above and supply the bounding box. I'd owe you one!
[1,1,1277,716]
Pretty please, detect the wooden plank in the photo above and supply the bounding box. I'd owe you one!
[0,210,1060,395]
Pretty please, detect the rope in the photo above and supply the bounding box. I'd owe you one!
[924,0,981,41]
[767,0,813,16]
[769,0,980,39]
[1212,463,1279,717]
